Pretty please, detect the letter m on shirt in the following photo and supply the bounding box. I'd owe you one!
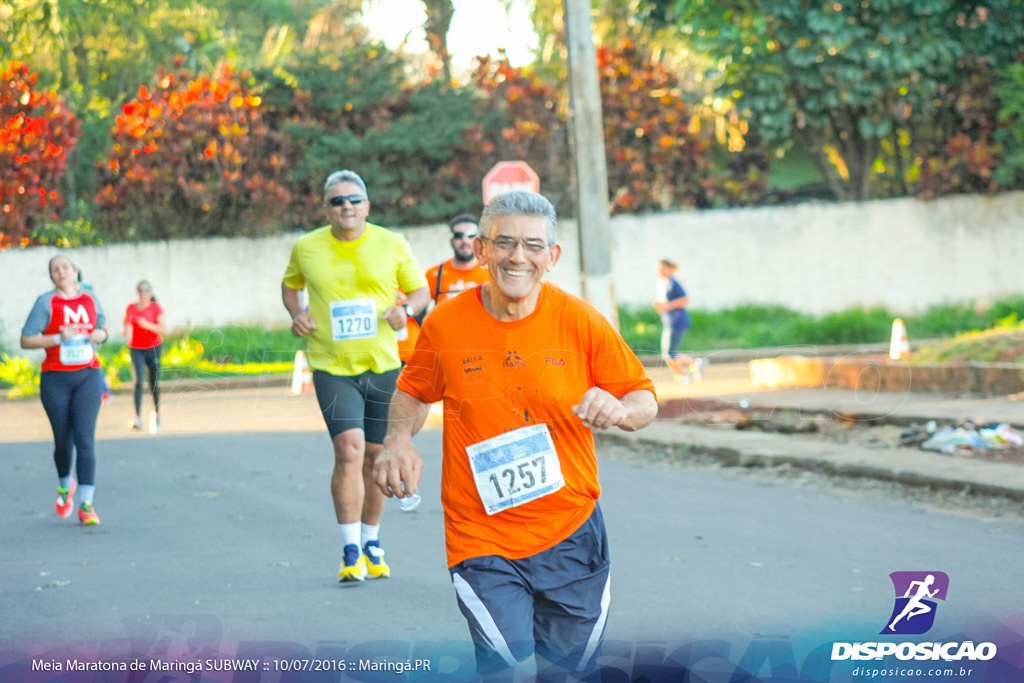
[64,304,90,325]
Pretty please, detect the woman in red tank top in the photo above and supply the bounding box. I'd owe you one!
[122,280,168,432]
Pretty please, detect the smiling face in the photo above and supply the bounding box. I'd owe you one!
[324,181,370,238]
[49,256,78,291]
[476,214,561,312]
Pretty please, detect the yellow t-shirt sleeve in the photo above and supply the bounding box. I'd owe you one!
[282,240,306,291]
[395,236,429,294]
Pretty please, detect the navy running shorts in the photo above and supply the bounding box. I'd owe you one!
[661,325,688,360]
[449,503,611,676]
[311,368,399,444]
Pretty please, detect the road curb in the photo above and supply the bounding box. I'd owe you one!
[595,426,1024,503]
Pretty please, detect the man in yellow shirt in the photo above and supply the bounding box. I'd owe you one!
[282,169,429,582]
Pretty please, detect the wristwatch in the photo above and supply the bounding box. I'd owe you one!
[403,304,415,318]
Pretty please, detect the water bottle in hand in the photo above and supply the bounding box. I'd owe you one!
[395,484,421,512]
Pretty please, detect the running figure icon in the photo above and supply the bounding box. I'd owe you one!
[881,571,949,635]
[888,574,938,631]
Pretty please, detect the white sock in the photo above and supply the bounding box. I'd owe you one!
[79,485,95,504]
[339,522,361,549]
[361,523,380,547]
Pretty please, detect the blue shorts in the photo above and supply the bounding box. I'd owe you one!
[311,368,399,444]
[449,504,611,676]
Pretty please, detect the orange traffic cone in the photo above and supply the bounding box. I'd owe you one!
[290,350,314,395]
[889,318,910,360]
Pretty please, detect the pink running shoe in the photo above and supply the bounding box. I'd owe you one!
[78,502,101,526]
[56,480,76,518]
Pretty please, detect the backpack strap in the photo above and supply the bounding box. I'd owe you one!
[433,261,445,302]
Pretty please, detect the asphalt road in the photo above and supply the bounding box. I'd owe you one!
[2,388,1023,681]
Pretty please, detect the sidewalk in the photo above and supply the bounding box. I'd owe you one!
[602,362,1024,503]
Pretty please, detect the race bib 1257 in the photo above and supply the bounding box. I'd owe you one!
[466,423,564,515]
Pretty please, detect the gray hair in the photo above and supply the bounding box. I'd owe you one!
[323,170,368,201]
[480,190,557,245]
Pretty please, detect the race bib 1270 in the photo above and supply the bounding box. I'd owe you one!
[466,423,565,515]
[329,298,377,341]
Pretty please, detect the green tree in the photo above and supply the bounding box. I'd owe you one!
[668,0,1024,201]
[257,45,502,229]
[994,63,1024,187]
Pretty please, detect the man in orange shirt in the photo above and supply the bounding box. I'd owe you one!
[374,191,658,679]
[423,214,490,310]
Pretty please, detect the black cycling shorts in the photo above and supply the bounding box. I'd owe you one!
[311,368,399,444]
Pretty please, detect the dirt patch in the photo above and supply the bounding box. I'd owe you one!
[996,342,1024,363]
[668,399,1024,466]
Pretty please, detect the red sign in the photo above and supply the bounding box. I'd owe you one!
[482,161,540,205]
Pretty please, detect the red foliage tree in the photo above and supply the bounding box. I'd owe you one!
[471,45,732,217]
[471,55,572,213]
[597,42,713,215]
[911,57,1008,200]
[95,61,290,240]
[0,61,80,249]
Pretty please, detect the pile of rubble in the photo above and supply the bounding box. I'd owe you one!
[675,401,1024,465]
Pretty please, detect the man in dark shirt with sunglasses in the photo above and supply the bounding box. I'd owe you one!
[282,169,429,583]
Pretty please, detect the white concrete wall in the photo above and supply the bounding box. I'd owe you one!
[2,191,1022,352]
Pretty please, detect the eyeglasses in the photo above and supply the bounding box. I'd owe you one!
[138,287,151,293]
[329,194,365,207]
[480,235,549,254]
[452,231,478,240]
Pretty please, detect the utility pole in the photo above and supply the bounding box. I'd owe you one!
[562,0,618,328]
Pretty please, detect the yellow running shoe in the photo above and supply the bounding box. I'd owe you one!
[78,501,100,526]
[338,543,365,582]
[56,480,76,518]
[362,541,390,579]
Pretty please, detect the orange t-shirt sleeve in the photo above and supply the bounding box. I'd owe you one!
[588,308,657,401]
[396,321,443,404]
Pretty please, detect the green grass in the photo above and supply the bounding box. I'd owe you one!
[913,317,1024,363]
[174,325,303,365]
[1,326,303,398]
[5,297,1024,398]
[617,295,1024,357]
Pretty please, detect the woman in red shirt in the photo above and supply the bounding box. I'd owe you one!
[122,280,167,432]
[20,255,110,525]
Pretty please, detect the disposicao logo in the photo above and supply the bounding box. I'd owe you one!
[831,571,998,663]
[881,570,949,635]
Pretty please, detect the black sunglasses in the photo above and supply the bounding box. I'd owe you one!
[452,231,478,240]
[329,194,365,207]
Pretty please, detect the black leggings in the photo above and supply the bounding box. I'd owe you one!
[39,368,102,486]
[130,345,162,415]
